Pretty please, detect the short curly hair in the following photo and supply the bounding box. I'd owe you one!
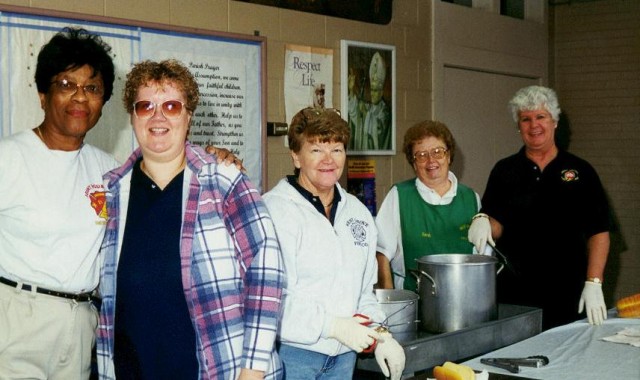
[402,120,456,165]
[508,85,561,122]
[123,59,199,114]
[288,107,350,153]
[35,27,115,103]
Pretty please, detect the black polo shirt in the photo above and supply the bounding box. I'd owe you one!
[481,147,610,329]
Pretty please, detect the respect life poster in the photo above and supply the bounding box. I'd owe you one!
[347,159,376,216]
[284,44,333,125]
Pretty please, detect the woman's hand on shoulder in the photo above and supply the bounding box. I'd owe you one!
[205,145,246,172]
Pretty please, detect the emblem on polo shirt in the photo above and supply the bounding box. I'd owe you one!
[346,217,369,247]
[85,184,107,221]
[561,169,579,182]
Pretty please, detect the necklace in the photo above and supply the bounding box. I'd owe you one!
[35,126,47,147]
[140,160,152,179]
[322,199,334,208]
[140,155,187,187]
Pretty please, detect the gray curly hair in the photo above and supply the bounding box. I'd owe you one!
[508,85,561,122]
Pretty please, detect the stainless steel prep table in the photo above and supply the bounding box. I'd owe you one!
[356,304,542,376]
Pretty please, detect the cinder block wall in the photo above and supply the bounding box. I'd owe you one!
[551,0,640,301]
[2,0,637,301]
[0,0,432,205]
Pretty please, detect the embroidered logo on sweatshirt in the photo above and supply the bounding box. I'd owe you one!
[346,218,369,247]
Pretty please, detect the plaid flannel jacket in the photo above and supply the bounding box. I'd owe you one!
[97,142,284,379]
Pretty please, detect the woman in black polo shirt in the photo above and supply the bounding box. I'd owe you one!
[468,85,610,330]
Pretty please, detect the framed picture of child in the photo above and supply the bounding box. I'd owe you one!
[340,40,396,155]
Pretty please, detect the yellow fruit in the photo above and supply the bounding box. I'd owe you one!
[433,361,476,380]
[617,293,640,318]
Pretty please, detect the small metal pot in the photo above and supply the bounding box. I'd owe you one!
[414,254,502,333]
[375,289,419,338]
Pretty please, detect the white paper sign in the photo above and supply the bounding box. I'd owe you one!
[284,44,333,125]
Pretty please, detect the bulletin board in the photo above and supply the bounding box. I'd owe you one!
[0,5,267,191]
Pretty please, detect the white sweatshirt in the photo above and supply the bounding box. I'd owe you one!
[263,178,385,356]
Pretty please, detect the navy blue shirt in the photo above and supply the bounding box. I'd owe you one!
[286,175,340,224]
[114,159,198,379]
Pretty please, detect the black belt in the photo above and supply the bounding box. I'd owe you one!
[0,277,94,302]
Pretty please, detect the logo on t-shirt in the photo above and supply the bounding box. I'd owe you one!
[561,169,579,182]
[346,218,369,247]
[85,184,107,221]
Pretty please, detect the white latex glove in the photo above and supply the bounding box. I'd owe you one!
[468,214,494,254]
[374,332,405,380]
[578,281,607,325]
[328,316,383,353]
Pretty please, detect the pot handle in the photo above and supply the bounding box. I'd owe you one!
[409,269,421,293]
[410,269,437,297]
[489,242,511,276]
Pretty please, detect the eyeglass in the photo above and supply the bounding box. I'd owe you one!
[413,147,448,163]
[133,100,186,120]
[51,79,104,99]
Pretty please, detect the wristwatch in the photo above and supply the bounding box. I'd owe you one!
[587,277,602,284]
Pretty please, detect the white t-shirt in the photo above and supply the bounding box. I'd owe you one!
[0,130,118,293]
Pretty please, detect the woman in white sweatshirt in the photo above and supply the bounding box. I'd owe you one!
[263,107,405,380]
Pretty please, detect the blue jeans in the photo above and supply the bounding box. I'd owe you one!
[279,344,357,380]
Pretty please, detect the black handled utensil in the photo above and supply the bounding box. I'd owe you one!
[488,242,520,277]
[481,355,549,373]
